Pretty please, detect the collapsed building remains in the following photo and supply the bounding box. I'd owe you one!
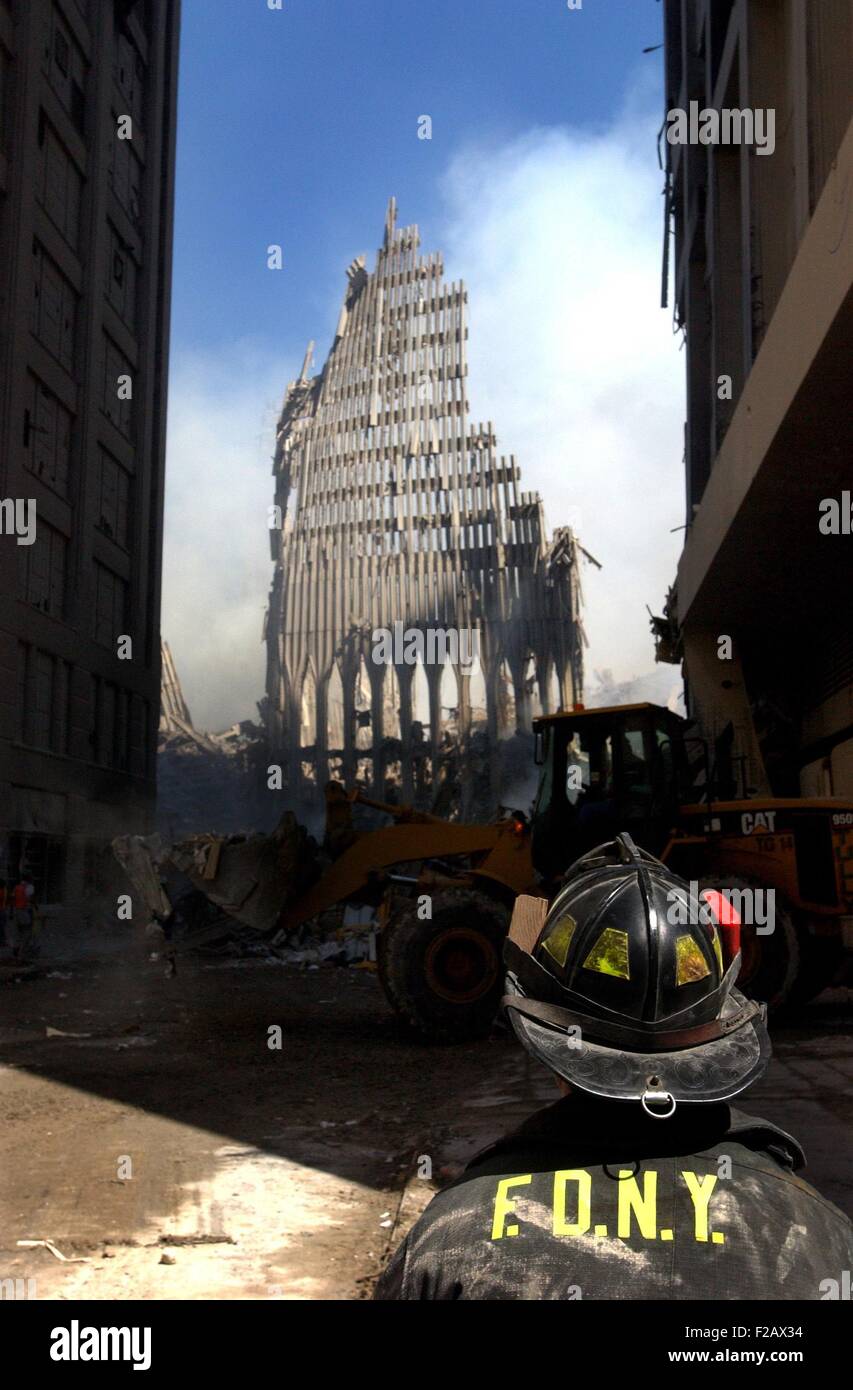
[264,200,586,816]
[158,641,264,837]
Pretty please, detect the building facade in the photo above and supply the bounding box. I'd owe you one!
[660,0,852,798]
[264,200,585,814]
[0,0,180,910]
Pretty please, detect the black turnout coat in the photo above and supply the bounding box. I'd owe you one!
[374,1093,853,1301]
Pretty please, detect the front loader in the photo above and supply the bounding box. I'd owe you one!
[115,702,853,1041]
[529,703,853,1012]
[357,702,851,1036]
[113,787,536,1041]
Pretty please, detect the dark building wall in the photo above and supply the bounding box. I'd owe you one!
[0,0,180,914]
[665,0,851,527]
[662,0,852,799]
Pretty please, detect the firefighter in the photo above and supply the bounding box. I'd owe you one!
[10,873,36,959]
[375,833,853,1300]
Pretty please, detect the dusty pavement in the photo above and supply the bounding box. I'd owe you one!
[1,926,851,1301]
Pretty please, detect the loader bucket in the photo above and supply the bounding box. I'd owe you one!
[113,811,321,936]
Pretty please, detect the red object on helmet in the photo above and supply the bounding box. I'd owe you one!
[700,889,741,965]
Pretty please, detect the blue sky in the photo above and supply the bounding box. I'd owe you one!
[172,0,664,364]
[164,0,685,730]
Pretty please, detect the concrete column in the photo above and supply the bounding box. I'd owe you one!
[397,665,414,801]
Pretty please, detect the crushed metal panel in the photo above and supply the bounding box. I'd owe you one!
[112,834,172,918]
[115,814,321,936]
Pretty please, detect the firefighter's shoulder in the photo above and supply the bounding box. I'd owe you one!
[372,1128,853,1301]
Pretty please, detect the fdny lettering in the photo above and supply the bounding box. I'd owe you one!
[490,1170,725,1245]
[491,1175,531,1238]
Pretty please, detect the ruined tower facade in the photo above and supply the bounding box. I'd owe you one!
[264,200,584,812]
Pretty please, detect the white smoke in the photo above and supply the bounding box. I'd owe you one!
[439,81,685,696]
[161,346,294,731]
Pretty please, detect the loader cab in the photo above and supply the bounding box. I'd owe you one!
[530,703,691,882]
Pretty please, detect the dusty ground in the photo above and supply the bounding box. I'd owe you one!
[1,925,851,1301]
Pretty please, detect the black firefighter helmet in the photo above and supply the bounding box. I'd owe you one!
[503,833,770,1115]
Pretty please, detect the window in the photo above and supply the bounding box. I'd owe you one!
[653,714,696,803]
[597,735,613,792]
[108,119,143,222]
[33,650,56,747]
[114,27,146,128]
[36,115,83,249]
[18,521,67,618]
[24,374,73,497]
[565,733,590,807]
[31,241,77,372]
[99,679,116,763]
[106,223,138,328]
[619,724,649,791]
[101,334,134,437]
[42,5,87,126]
[93,561,127,647]
[564,729,613,806]
[90,675,132,770]
[128,692,148,776]
[96,448,132,547]
[17,644,70,754]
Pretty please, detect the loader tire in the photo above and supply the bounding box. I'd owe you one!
[378,889,509,1042]
[698,874,799,1011]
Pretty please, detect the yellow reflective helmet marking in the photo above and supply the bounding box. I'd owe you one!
[711,927,724,975]
[541,914,577,969]
[582,927,630,979]
[675,934,711,985]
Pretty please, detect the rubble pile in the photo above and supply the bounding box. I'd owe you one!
[113,821,380,971]
[158,639,267,837]
[157,720,265,839]
[204,916,376,970]
[115,810,321,938]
